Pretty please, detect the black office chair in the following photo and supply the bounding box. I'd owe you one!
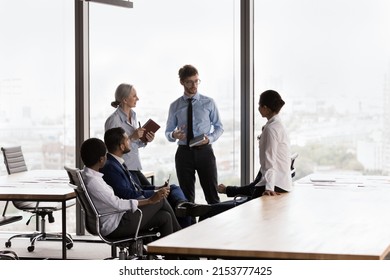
[1,146,74,252]
[64,166,160,260]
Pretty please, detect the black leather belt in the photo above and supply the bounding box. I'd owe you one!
[178,144,210,150]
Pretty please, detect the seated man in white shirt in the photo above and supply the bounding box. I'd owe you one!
[80,137,181,239]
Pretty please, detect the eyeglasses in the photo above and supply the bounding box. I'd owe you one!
[184,79,201,86]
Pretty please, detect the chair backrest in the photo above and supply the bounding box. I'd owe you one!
[1,146,28,174]
[64,166,100,236]
[290,152,299,179]
[1,146,39,210]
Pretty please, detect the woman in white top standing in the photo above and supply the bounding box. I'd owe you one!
[105,83,155,185]
[218,89,292,198]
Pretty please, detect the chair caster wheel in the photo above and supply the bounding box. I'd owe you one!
[66,243,73,249]
[27,245,35,252]
[5,241,11,248]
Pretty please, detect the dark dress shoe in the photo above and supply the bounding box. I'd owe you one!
[175,202,212,217]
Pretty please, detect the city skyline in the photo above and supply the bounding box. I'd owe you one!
[1,0,390,180]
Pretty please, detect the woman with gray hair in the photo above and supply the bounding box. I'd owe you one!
[105,83,155,185]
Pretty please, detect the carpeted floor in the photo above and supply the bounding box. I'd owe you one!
[0,231,113,260]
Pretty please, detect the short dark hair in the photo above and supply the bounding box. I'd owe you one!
[259,90,285,113]
[80,138,107,167]
[178,64,198,81]
[104,127,126,153]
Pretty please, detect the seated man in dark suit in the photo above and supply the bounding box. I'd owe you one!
[101,127,210,228]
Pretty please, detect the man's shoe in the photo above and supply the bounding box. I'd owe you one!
[175,202,212,217]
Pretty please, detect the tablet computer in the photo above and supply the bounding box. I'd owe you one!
[189,134,206,147]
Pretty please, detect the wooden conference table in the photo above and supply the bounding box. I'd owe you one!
[147,174,390,259]
[0,170,75,259]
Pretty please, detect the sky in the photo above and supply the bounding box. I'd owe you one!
[1,0,389,107]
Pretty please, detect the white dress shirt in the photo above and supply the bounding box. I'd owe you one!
[81,166,138,236]
[257,115,293,192]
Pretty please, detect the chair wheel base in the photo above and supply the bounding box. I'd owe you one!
[0,250,19,260]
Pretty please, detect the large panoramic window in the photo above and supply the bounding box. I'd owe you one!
[0,0,75,230]
[254,0,390,178]
[89,0,241,203]
[0,1,75,173]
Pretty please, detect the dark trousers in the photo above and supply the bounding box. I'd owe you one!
[175,145,220,204]
[198,200,237,221]
[129,171,192,229]
[166,185,191,228]
[198,186,287,221]
[106,198,181,239]
[226,185,287,199]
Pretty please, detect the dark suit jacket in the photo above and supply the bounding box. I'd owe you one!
[100,153,155,200]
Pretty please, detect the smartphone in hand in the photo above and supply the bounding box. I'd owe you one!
[166,174,171,185]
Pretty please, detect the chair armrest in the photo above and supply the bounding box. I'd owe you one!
[98,209,129,218]
[0,250,19,260]
[0,215,23,226]
[98,208,143,238]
